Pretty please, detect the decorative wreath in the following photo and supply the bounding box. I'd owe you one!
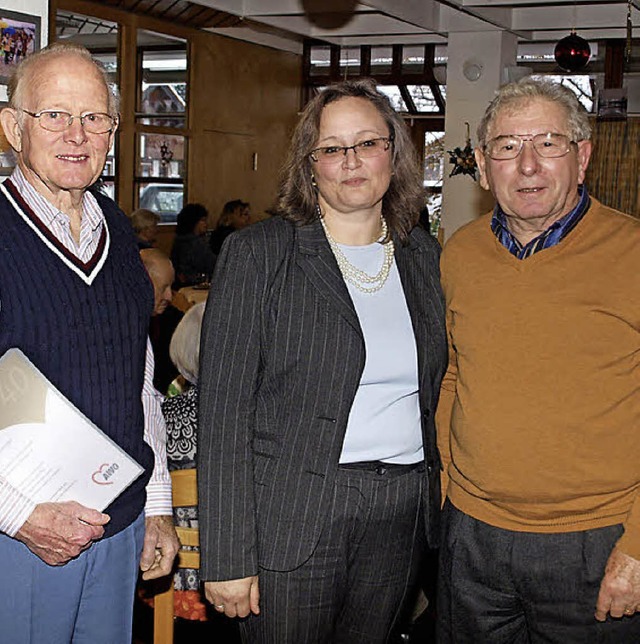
[447,122,477,181]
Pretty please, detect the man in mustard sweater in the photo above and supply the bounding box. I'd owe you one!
[436,78,640,642]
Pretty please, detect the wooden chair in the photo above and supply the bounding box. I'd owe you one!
[170,289,195,314]
[153,468,200,644]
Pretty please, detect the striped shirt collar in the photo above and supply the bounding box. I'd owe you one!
[491,185,590,260]
[3,166,110,284]
[10,165,105,261]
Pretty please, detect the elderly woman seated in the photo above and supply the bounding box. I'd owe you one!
[161,302,206,620]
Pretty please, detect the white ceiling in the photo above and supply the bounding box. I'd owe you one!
[197,0,639,55]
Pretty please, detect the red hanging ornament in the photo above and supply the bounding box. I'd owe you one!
[554,31,591,72]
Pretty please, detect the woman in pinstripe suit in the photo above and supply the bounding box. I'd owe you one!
[198,79,447,643]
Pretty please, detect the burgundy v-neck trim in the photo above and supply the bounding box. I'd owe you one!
[4,178,108,280]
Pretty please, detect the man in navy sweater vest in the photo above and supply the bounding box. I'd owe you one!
[0,42,179,643]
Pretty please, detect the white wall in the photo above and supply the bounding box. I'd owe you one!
[440,30,518,240]
[0,0,49,101]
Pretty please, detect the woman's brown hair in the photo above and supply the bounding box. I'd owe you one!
[276,79,425,243]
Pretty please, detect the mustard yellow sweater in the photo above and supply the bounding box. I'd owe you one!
[436,199,640,558]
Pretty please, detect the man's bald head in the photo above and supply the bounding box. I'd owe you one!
[141,249,175,315]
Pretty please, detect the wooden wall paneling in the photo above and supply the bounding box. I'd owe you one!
[194,130,257,226]
[117,20,138,216]
[52,0,302,239]
[188,30,301,226]
[604,40,625,89]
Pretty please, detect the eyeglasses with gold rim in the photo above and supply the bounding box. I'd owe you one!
[484,132,578,160]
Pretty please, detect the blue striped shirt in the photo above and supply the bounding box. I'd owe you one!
[491,185,590,259]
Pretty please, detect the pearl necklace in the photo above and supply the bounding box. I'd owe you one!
[320,216,395,294]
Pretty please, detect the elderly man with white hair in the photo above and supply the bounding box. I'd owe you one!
[437,78,640,642]
[0,42,178,643]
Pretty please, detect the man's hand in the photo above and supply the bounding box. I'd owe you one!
[204,576,260,618]
[14,501,109,565]
[139,515,180,580]
[595,547,640,620]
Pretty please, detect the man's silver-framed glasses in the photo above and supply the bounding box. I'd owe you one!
[21,109,117,134]
[309,136,394,165]
[484,132,576,160]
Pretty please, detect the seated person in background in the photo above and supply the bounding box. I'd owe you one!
[209,199,251,254]
[141,249,173,317]
[130,208,161,248]
[162,302,207,620]
[140,249,184,393]
[171,203,216,287]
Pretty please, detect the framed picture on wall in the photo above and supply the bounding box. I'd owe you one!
[0,10,41,85]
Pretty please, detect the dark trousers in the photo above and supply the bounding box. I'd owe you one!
[241,463,426,644]
[437,501,640,643]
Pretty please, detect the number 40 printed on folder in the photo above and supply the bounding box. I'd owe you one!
[0,348,143,511]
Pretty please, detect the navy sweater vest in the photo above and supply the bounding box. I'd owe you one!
[0,181,154,538]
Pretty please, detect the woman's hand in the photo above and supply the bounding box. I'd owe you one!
[204,576,260,618]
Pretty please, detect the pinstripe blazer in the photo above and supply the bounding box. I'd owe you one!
[197,216,447,581]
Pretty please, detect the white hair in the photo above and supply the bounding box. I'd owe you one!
[169,302,205,385]
[477,77,591,148]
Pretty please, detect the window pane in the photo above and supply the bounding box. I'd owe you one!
[407,85,439,112]
[56,11,118,49]
[0,126,15,171]
[425,193,442,237]
[138,133,185,179]
[56,11,119,178]
[55,13,118,93]
[103,139,116,178]
[532,74,594,112]
[138,183,183,223]
[94,52,118,91]
[518,43,600,65]
[310,45,331,77]
[137,30,187,129]
[95,180,115,201]
[340,47,360,78]
[423,131,444,236]
[424,131,445,188]
[377,86,407,112]
[434,45,447,66]
[403,46,425,73]
[371,46,393,75]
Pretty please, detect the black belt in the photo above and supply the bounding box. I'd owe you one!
[339,460,423,475]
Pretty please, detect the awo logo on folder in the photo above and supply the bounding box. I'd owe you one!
[0,348,143,511]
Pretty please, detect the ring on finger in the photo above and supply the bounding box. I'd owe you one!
[624,608,634,615]
[215,603,225,609]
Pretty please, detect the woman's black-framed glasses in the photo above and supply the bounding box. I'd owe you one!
[309,136,394,165]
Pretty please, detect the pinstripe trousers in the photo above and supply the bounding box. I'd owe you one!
[240,463,426,644]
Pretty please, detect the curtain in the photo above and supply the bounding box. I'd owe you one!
[586,118,640,218]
